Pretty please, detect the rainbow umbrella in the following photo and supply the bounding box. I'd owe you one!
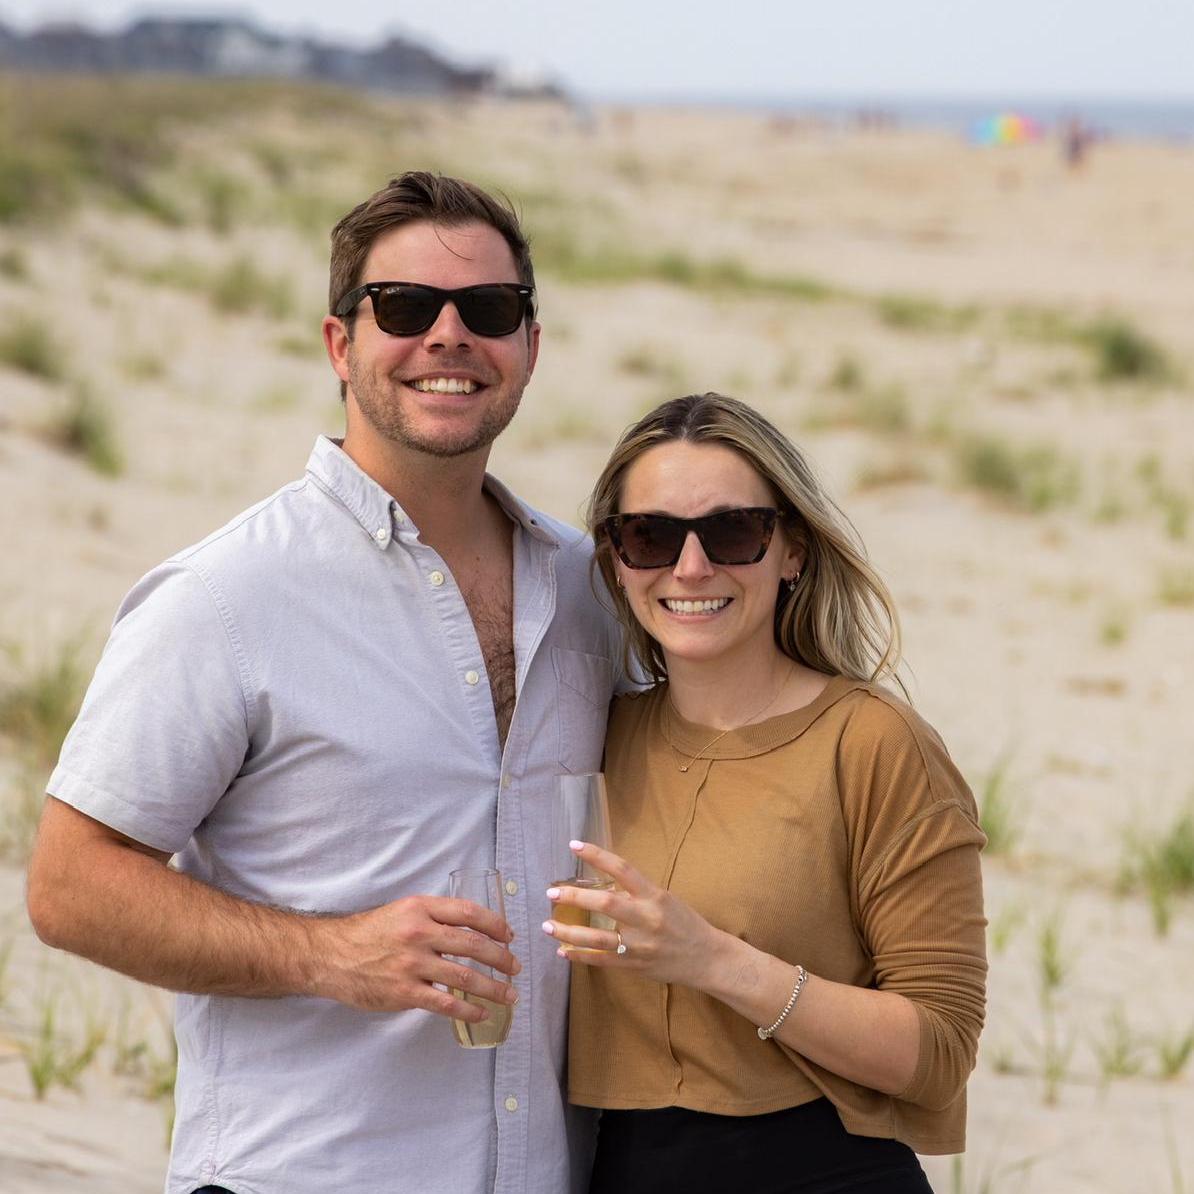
[969,112,1044,145]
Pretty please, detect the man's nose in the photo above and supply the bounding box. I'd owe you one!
[422,300,472,348]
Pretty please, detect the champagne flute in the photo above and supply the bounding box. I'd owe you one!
[551,773,617,950]
[447,867,513,1048]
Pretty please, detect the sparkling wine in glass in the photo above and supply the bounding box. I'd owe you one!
[552,773,617,950]
[447,867,513,1048]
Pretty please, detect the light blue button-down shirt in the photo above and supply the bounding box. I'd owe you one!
[49,436,622,1194]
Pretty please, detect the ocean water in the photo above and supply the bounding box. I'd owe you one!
[600,94,1194,143]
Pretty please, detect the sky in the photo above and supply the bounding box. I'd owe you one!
[3,0,1194,101]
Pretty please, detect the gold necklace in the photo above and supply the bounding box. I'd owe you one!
[668,666,793,773]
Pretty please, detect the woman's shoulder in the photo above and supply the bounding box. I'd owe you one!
[610,683,665,724]
[830,681,977,823]
[828,680,945,753]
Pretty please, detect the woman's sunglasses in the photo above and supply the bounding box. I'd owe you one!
[600,508,782,569]
[333,282,535,337]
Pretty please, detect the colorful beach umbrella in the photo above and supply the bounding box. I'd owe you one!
[970,112,1044,145]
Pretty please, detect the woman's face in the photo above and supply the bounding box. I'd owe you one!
[612,440,802,673]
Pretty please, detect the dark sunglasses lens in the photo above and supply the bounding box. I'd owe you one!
[457,286,526,335]
[699,510,772,564]
[374,286,442,335]
[619,516,685,567]
[374,285,525,336]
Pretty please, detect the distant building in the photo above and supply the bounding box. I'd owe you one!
[0,14,553,99]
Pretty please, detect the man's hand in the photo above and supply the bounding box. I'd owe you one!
[316,896,520,1022]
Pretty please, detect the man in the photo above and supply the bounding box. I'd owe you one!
[27,172,620,1194]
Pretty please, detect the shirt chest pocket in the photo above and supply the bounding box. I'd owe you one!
[552,646,613,775]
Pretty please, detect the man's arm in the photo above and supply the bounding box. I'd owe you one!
[27,797,520,1023]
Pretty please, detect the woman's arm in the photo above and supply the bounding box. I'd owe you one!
[547,819,984,1106]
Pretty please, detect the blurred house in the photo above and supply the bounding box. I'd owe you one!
[0,15,542,98]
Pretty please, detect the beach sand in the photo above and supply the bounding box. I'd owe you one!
[1,91,1192,1191]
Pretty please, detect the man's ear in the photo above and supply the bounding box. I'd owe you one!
[323,315,352,384]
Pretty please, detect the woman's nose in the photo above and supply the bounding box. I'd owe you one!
[672,531,715,579]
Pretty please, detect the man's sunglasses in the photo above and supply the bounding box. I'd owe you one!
[333,282,535,338]
[600,508,783,569]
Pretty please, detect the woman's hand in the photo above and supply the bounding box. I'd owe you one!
[543,840,728,989]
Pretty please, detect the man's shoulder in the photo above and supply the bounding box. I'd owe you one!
[170,476,317,573]
[520,502,591,553]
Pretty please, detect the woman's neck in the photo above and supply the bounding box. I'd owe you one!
[664,650,798,730]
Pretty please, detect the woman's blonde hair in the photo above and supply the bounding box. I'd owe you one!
[586,393,904,691]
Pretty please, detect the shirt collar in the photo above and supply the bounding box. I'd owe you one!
[305,435,559,549]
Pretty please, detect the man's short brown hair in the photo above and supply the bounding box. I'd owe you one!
[328,171,535,321]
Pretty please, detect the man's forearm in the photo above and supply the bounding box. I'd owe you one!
[29,824,328,997]
[28,797,521,1018]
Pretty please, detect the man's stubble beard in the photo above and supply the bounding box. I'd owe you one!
[347,357,524,459]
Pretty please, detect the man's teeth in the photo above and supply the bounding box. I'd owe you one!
[663,598,730,614]
[410,378,478,394]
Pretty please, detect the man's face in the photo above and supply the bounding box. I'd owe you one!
[326,220,539,460]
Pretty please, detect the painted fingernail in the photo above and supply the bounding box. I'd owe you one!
[541,920,556,936]
[506,989,519,1004]
[569,840,585,851]
[545,887,561,900]
[557,947,568,958]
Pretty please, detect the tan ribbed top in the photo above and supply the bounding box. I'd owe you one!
[568,676,987,1155]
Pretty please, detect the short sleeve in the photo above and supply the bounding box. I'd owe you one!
[47,562,252,854]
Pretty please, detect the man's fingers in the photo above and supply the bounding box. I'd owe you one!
[436,924,520,976]
[432,896,514,942]
[426,956,519,1013]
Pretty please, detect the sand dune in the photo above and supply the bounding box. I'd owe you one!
[1,86,1192,1191]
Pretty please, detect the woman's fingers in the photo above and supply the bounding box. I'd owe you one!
[567,840,650,896]
[541,918,619,954]
[545,875,632,926]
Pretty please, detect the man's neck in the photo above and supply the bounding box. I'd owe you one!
[340,433,494,552]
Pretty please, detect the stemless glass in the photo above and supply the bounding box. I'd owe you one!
[447,867,513,1049]
[551,773,617,950]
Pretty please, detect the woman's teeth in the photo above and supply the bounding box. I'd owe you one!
[663,598,730,614]
[411,378,478,394]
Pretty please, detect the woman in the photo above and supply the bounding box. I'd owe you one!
[543,393,986,1193]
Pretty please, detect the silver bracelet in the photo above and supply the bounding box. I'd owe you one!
[757,965,807,1040]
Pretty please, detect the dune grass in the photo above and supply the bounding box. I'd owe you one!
[1084,317,1173,384]
[978,756,1021,856]
[0,73,387,227]
[952,433,1080,513]
[875,292,980,334]
[1119,808,1194,935]
[20,992,108,1099]
[1155,1025,1194,1081]
[0,314,66,381]
[45,385,125,476]
[1158,567,1194,608]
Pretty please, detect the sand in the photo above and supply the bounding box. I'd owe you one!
[1,94,1192,1191]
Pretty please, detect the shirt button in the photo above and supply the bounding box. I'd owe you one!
[374,527,388,543]
[429,570,445,587]
[465,670,480,686]
[504,1096,519,1113]
[501,775,512,790]
[504,879,518,896]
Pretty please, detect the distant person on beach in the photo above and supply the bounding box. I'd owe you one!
[27,172,622,1194]
[1062,116,1093,170]
[546,393,987,1193]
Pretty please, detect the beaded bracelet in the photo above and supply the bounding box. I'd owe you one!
[757,965,807,1040]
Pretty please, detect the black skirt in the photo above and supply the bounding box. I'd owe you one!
[588,1099,934,1194]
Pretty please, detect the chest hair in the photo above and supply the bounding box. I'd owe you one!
[459,565,516,748]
